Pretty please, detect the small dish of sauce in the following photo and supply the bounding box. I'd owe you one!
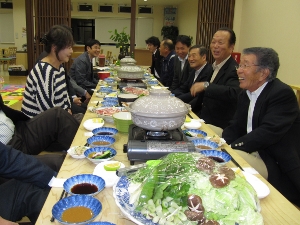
[71,183,98,194]
[62,206,93,223]
[92,141,110,146]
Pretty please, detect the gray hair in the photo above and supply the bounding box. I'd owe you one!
[243,47,280,81]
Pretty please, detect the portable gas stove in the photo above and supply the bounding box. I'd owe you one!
[117,79,147,90]
[123,124,195,165]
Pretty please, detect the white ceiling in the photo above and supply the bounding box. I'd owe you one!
[72,0,185,6]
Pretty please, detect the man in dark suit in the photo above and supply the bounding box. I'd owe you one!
[172,45,212,112]
[0,142,61,224]
[191,27,241,129]
[159,39,176,87]
[222,47,300,206]
[145,36,163,79]
[0,94,79,155]
[170,35,193,91]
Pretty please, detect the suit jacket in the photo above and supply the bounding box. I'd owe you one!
[0,142,55,188]
[223,79,300,203]
[150,49,163,79]
[198,57,241,129]
[172,63,213,112]
[69,52,98,89]
[170,56,193,91]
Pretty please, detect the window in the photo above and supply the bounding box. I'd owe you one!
[71,19,95,45]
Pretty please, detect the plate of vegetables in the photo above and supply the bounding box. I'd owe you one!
[113,152,264,225]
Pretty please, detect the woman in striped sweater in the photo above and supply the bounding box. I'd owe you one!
[22,25,74,118]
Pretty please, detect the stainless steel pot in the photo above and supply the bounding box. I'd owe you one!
[126,89,189,131]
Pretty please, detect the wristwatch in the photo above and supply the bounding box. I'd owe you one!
[203,82,210,90]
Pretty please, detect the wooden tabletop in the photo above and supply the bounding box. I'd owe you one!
[36,82,300,225]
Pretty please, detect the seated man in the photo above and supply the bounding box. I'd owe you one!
[190,27,241,129]
[222,47,300,206]
[0,142,63,224]
[1,94,79,155]
[170,35,193,91]
[69,39,101,90]
[172,45,212,112]
[145,36,163,79]
[159,39,176,87]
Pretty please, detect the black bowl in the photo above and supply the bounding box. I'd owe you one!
[117,93,138,106]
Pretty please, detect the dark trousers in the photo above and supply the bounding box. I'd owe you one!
[0,179,50,223]
[8,107,79,155]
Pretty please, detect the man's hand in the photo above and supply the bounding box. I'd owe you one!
[73,97,82,106]
[190,82,206,97]
[85,92,92,100]
[0,217,18,225]
[67,109,72,115]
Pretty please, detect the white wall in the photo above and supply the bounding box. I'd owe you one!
[235,0,300,85]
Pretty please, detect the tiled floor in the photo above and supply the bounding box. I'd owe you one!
[0,70,27,110]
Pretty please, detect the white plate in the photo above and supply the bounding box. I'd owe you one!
[93,161,125,187]
[83,118,104,131]
[184,119,202,129]
[67,146,88,159]
[242,171,270,199]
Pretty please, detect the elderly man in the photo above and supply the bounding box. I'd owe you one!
[191,27,241,129]
[159,39,176,87]
[170,35,193,91]
[145,36,163,79]
[222,47,300,206]
[69,39,101,90]
[172,45,212,112]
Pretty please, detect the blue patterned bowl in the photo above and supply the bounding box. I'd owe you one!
[147,80,158,85]
[92,127,118,137]
[191,138,219,151]
[84,147,117,164]
[63,174,105,196]
[104,78,115,83]
[103,97,118,102]
[52,195,102,225]
[183,129,207,140]
[102,101,119,107]
[87,135,115,148]
[99,87,113,93]
[200,150,231,165]
[87,223,116,225]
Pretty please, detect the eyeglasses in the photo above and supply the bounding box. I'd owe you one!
[236,64,260,70]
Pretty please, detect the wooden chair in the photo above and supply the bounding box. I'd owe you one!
[8,47,17,65]
[0,48,13,71]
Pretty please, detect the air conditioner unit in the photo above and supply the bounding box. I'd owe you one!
[0,2,13,9]
[138,6,153,14]
[78,4,93,12]
[99,5,113,13]
[119,5,131,13]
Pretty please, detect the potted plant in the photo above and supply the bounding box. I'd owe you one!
[109,27,130,59]
[161,26,179,44]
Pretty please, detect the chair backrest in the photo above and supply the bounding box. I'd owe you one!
[8,47,17,57]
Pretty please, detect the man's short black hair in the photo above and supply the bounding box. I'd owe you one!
[176,35,191,47]
[85,39,101,51]
[217,27,236,46]
[145,36,160,47]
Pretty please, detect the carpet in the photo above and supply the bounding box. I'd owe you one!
[0,85,25,106]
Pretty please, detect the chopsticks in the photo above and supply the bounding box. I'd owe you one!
[187,113,193,119]
[221,148,244,171]
[50,190,66,222]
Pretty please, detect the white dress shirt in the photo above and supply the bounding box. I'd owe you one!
[178,55,188,71]
[0,110,15,144]
[246,82,268,133]
[210,55,232,82]
[193,63,207,83]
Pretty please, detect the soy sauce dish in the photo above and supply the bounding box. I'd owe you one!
[63,174,105,196]
[52,195,102,225]
[92,127,118,137]
[200,150,231,165]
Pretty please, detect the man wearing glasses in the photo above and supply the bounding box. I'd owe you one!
[190,27,241,131]
[69,39,101,90]
[222,47,300,206]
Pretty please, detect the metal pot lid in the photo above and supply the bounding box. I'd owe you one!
[120,56,136,64]
[129,89,189,116]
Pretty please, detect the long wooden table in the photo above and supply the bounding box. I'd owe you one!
[36,82,300,225]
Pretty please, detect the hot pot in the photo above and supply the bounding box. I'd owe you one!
[120,56,137,66]
[116,65,144,80]
[126,89,190,131]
